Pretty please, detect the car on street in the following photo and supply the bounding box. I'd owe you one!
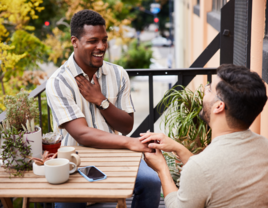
[151,36,172,47]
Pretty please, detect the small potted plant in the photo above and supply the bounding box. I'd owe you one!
[42,132,62,154]
[3,90,42,158]
[0,121,32,177]
[29,150,57,176]
[0,90,42,176]
[159,85,211,187]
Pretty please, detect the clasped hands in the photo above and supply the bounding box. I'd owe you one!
[139,132,180,174]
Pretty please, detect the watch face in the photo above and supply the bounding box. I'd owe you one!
[102,100,109,109]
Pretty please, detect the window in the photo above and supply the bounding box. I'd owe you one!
[212,0,227,12]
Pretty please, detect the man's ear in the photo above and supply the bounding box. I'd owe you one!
[71,36,78,48]
[213,101,226,114]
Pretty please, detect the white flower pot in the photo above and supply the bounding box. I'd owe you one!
[32,162,45,176]
[24,126,42,159]
[2,127,42,166]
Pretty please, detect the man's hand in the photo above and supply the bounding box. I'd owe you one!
[144,149,179,198]
[127,137,154,153]
[144,149,168,174]
[75,74,105,105]
[139,132,178,152]
[139,132,194,165]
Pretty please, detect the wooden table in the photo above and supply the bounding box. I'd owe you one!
[0,146,142,208]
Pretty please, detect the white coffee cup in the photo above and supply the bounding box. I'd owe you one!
[58,147,81,167]
[44,158,76,184]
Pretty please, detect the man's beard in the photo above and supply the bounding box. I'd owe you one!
[89,61,103,69]
[199,101,213,125]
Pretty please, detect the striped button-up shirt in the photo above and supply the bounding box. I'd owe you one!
[46,53,135,146]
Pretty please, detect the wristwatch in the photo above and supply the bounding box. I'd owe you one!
[96,99,110,110]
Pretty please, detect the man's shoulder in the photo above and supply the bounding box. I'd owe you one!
[103,61,126,74]
[103,61,123,69]
[46,63,74,90]
[47,63,72,82]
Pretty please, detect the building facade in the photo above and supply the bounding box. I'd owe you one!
[174,0,268,137]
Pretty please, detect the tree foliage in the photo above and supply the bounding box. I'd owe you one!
[131,0,172,37]
[114,39,152,69]
[44,0,142,66]
[0,0,48,96]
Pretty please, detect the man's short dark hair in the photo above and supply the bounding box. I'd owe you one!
[216,64,267,129]
[70,9,106,39]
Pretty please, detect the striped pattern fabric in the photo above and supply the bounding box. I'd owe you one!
[46,52,135,146]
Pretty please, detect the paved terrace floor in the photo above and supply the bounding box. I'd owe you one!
[0,197,166,208]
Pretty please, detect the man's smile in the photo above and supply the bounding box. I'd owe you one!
[92,53,104,57]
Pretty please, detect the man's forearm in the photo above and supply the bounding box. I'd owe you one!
[158,164,178,197]
[100,103,133,135]
[174,143,194,165]
[78,127,129,148]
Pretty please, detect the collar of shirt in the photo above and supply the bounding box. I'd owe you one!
[67,52,108,79]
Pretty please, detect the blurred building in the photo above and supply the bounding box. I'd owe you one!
[173,0,268,138]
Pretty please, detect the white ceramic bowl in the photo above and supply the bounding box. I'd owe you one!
[33,162,45,176]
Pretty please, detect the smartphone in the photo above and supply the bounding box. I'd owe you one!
[78,166,107,182]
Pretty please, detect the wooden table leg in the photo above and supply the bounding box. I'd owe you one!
[22,197,29,208]
[116,199,126,208]
[0,198,13,208]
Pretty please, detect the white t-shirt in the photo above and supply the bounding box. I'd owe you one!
[165,130,268,208]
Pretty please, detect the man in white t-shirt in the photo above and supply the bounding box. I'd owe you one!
[140,64,268,208]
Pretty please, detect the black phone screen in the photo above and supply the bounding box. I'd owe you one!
[79,166,106,180]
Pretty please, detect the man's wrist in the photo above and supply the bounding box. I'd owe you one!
[157,164,170,177]
[96,96,106,106]
[123,136,132,149]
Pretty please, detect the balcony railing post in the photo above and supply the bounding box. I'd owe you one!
[149,73,154,132]
[38,94,42,129]
[207,71,212,83]
[178,72,183,86]
[47,104,51,132]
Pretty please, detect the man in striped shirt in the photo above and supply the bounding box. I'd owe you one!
[46,9,161,208]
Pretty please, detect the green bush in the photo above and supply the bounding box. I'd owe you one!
[114,39,153,69]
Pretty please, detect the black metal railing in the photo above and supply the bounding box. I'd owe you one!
[127,68,217,136]
[0,0,240,137]
[0,68,217,137]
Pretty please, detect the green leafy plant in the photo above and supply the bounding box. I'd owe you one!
[114,39,153,69]
[4,90,39,132]
[0,90,40,177]
[159,85,211,186]
[0,126,32,177]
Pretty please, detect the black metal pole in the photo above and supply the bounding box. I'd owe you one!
[47,104,51,132]
[207,71,212,83]
[149,73,154,132]
[38,94,42,128]
[169,0,173,44]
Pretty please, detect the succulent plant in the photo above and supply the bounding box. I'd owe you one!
[28,151,57,166]
[4,90,39,132]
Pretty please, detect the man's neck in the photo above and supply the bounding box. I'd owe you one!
[211,127,248,140]
[73,54,99,80]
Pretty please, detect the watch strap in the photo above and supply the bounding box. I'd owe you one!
[96,99,109,110]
